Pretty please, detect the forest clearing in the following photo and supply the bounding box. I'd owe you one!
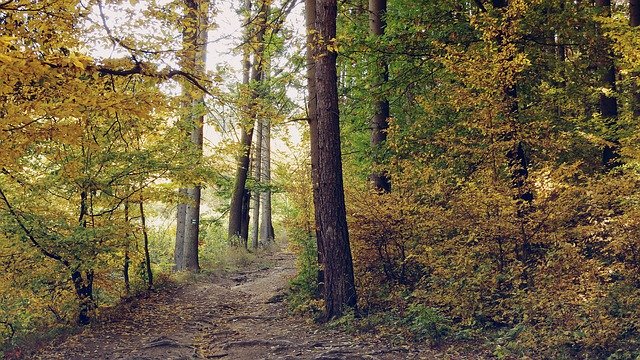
[2,0,640,358]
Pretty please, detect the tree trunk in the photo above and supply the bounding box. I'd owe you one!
[139,194,154,289]
[305,0,325,297]
[251,116,263,249]
[595,0,619,169]
[174,191,187,271]
[175,0,208,271]
[71,270,94,325]
[123,198,131,294]
[260,114,274,242]
[369,0,391,193]
[315,0,357,320]
[229,0,267,244]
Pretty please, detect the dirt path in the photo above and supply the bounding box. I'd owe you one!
[30,248,460,360]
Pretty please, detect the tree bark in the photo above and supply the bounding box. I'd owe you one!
[369,0,391,193]
[306,0,325,296]
[315,0,357,320]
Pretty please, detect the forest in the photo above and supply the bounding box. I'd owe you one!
[2,0,640,358]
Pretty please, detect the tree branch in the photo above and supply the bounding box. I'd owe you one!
[0,186,70,267]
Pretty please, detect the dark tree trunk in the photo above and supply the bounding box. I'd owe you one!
[596,0,620,169]
[305,0,325,296]
[369,0,391,193]
[315,0,357,320]
[139,195,154,289]
[71,270,94,325]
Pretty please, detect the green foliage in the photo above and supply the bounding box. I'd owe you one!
[406,304,451,344]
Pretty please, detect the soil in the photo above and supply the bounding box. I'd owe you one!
[27,247,484,360]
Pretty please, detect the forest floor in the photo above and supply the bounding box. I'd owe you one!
[27,246,487,360]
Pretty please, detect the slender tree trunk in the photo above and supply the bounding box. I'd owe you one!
[305,0,325,296]
[260,113,274,242]
[369,0,391,193]
[595,0,619,169]
[229,0,268,244]
[123,198,131,294]
[139,194,154,290]
[315,0,357,320]
[259,55,274,243]
[630,0,640,117]
[251,116,263,249]
[75,189,96,324]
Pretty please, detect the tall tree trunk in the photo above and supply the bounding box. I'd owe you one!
[369,0,391,193]
[251,115,263,249]
[630,0,640,117]
[183,0,208,271]
[315,0,357,320]
[259,54,274,243]
[175,0,208,271]
[596,0,619,169]
[229,0,267,244]
[260,111,274,242]
[305,0,325,298]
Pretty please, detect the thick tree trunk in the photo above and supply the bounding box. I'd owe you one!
[305,0,325,295]
[71,270,94,325]
[175,0,208,271]
[369,0,391,193]
[315,0,357,320]
[595,0,620,169]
